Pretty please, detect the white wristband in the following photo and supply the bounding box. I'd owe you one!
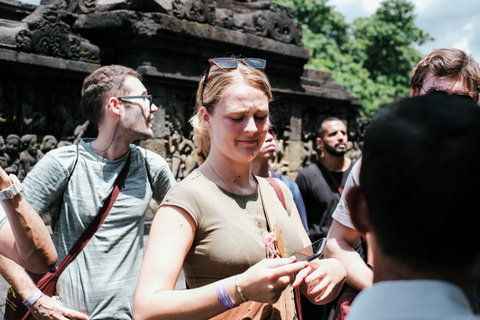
[22,288,42,308]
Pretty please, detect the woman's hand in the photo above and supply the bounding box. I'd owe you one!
[294,258,346,305]
[236,257,309,304]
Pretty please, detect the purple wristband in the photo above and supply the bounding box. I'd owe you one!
[215,279,237,310]
[22,288,42,308]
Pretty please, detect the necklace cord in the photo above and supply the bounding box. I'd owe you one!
[205,160,264,228]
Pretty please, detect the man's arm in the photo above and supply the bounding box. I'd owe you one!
[0,167,57,273]
[324,220,373,291]
[0,255,88,320]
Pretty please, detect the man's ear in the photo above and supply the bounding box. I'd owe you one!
[346,185,371,234]
[108,97,122,116]
[410,87,419,97]
[316,137,323,149]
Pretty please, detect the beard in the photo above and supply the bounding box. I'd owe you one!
[324,143,347,157]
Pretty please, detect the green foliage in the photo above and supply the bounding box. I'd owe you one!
[273,0,432,117]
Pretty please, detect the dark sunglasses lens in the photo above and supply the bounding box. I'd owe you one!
[426,89,447,96]
[427,89,474,101]
[452,93,475,101]
[243,59,266,69]
[211,58,238,69]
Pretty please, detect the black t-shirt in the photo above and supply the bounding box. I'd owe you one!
[295,160,354,241]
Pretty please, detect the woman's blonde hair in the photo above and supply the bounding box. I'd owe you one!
[189,61,273,164]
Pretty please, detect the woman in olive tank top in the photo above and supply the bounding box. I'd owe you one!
[134,57,346,320]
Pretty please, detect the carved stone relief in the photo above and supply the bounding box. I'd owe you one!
[0,0,362,182]
[16,5,81,58]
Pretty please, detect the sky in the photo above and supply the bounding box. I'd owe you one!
[329,0,480,61]
[18,0,480,62]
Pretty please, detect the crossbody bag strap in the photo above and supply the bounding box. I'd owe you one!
[259,176,303,320]
[54,151,131,276]
[256,176,278,231]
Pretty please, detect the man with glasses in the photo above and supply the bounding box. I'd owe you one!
[410,48,480,102]
[325,48,480,319]
[0,65,176,320]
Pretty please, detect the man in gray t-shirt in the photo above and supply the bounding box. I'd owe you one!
[0,65,175,320]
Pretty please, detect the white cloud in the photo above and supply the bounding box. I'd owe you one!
[362,0,382,14]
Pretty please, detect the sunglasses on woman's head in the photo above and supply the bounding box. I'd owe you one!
[200,57,267,104]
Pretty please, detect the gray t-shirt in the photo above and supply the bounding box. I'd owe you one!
[22,139,175,319]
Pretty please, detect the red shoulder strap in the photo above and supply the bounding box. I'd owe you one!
[265,177,286,210]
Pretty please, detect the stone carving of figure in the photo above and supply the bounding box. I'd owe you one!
[301,132,317,167]
[40,135,58,157]
[0,136,10,168]
[167,119,196,181]
[18,5,80,59]
[173,0,216,24]
[168,129,183,180]
[18,134,42,181]
[4,134,21,175]
[72,120,90,145]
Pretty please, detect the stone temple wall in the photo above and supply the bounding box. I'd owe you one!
[0,0,363,183]
[0,2,364,313]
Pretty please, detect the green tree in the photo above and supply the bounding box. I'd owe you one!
[351,0,432,87]
[274,0,433,116]
[275,0,349,48]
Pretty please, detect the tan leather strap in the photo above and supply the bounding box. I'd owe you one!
[257,176,303,320]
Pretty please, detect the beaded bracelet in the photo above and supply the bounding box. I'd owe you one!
[22,288,42,308]
[215,279,237,310]
[235,276,248,302]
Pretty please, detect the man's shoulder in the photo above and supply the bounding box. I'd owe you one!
[131,145,171,172]
[297,162,319,177]
[130,145,175,194]
[130,145,165,163]
[31,144,79,173]
[43,144,78,157]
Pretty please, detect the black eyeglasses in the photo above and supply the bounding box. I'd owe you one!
[422,88,475,102]
[117,95,154,111]
[268,125,277,138]
[201,58,267,104]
